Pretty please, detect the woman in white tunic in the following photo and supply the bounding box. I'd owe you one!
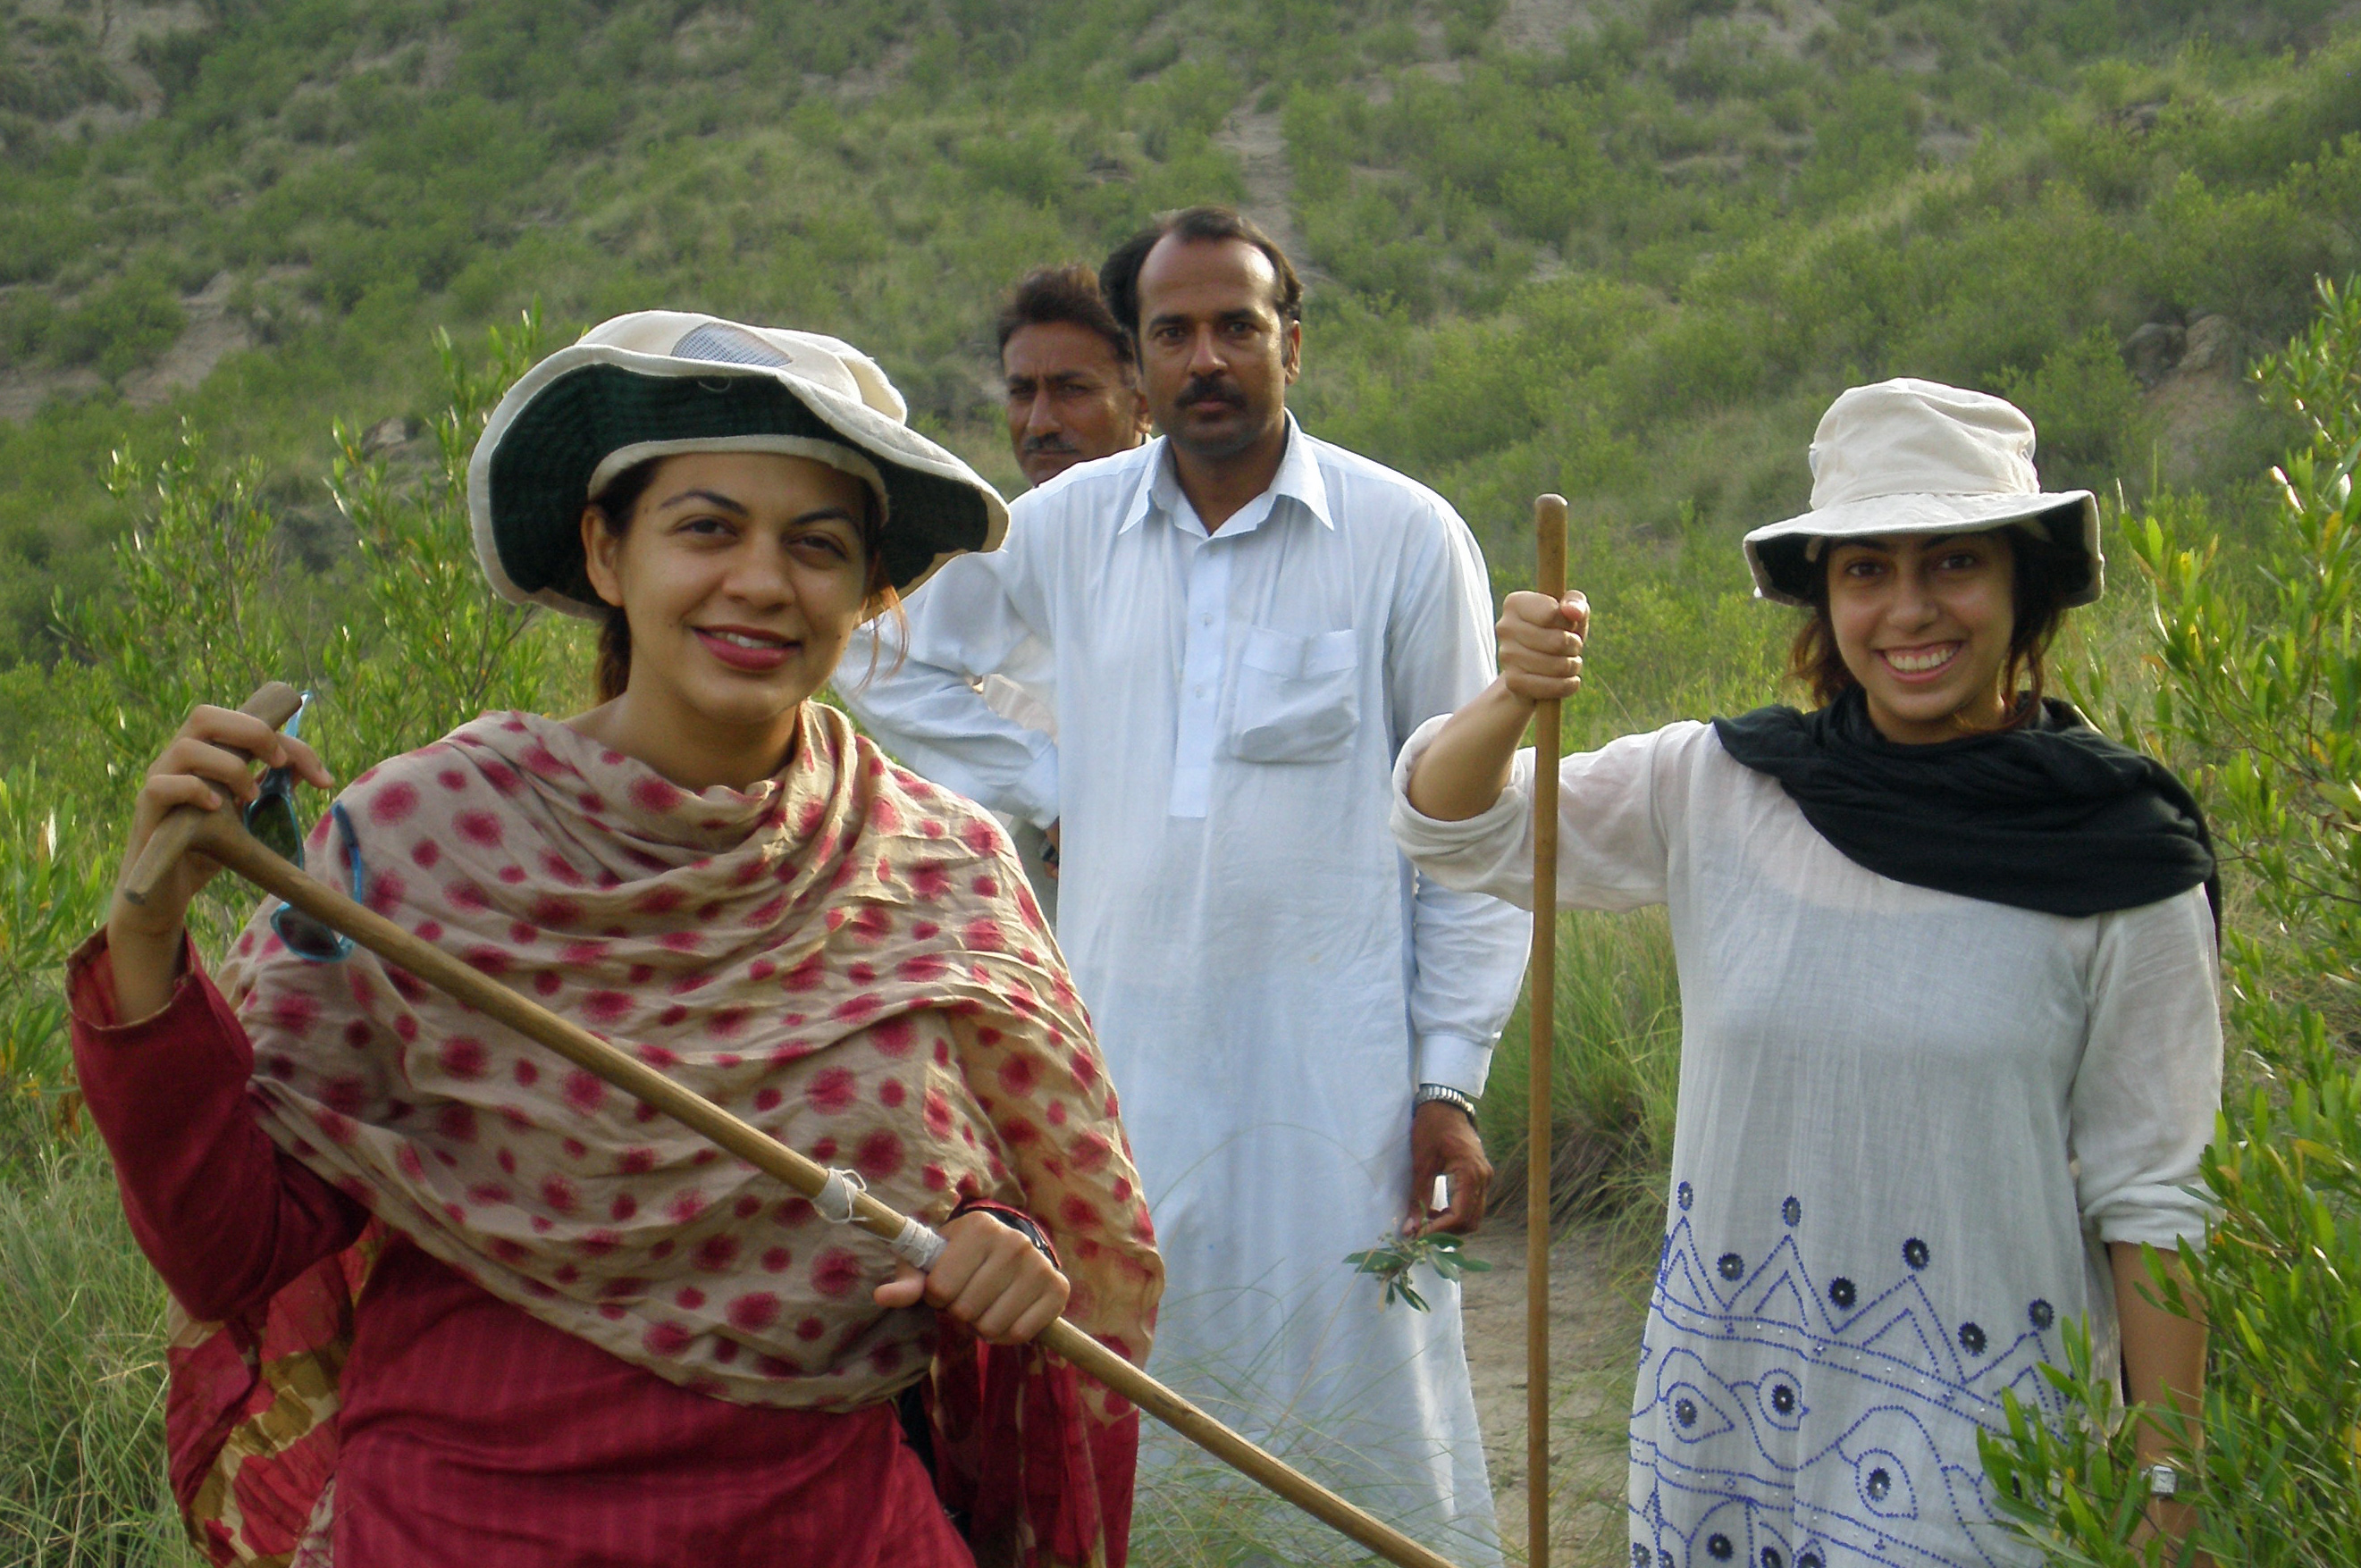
[1390,380,2219,1568]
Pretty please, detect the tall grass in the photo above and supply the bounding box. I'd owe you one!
[1483,906,1685,1229]
[1133,1452,1422,1568]
[1130,1354,1508,1567]
[0,1144,194,1567]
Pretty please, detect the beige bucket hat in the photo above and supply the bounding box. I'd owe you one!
[1742,378,2102,608]
[468,311,1009,617]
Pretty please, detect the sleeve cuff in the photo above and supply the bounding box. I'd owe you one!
[1389,716,1533,846]
[2091,1195,2215,1254]
[1415,1034,1492,1098]
[1012,742,1061,830]
[66,928,204,1034]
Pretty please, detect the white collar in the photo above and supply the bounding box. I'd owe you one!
[1117,415,1334,537]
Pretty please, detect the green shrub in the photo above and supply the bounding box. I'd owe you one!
[313,310,591,773]
[10,0,2361,673]
[0,10,128,122]
[1980,275,2361,1565]
[3,311,591,1113]
[2092,276,2361,1022]
[1791,71,1924,212]
[52,273,185,381]
[1997,325,2155,491]
[0,287,58,364]
[0,767,110,1160]
[53,425,321,793]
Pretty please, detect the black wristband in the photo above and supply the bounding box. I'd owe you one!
[951,1200,1057,1266]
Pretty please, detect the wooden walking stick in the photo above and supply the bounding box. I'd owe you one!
[120,693,1466,1568]
[1527,493,1568,1567]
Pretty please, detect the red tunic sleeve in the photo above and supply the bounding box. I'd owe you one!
[67,932,368,1321]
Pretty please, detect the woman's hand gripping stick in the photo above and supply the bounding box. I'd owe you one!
[117,682,307,910]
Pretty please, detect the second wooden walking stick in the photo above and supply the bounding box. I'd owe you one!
[1527,493,1568,1567]
[120,692,1465,1568]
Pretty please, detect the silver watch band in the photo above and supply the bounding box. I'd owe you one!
[1414,1083,1477,1119]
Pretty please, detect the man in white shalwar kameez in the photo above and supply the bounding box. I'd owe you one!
[843,208,1529,1562]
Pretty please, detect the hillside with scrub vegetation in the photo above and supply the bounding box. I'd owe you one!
[3,0,2360,1564]
[4,0,2360,675]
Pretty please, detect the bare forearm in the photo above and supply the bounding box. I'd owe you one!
[2112,1240,2206,1442]
[2112,1240,2207,1554]
[1405,679,1536,822]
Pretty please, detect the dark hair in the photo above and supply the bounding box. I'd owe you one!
[996,264,1135,371]
[1787,525,2073,725]
[586,457,900,705]
[1099,205,1304,338]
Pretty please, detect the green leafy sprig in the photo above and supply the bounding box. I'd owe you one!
[1343,1230,1491,1312]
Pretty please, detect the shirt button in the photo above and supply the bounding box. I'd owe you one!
[1194,684,1207,697]
[1199,614,1213,625]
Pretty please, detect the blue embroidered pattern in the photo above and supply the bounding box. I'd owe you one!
[1627,1191,2064,1568]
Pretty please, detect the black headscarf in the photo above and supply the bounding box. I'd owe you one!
[1711,688,2217,921]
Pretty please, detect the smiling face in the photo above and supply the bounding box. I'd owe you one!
[1823,529,2017,743]
[1134,233,1299,466]
[1002,320,1150,489]
[579,450,878,781]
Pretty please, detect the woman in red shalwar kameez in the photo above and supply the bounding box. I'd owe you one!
[71,313,1162,1568]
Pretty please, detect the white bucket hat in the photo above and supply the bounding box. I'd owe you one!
[468,311,1009,617]
[1742,378,2102,608]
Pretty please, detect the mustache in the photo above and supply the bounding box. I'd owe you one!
[1176,374,1245,409]
[1021,433,1080,457]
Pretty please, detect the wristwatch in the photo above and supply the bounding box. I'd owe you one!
[1414,1083,1478,1121]
[2143,1462,2183,1499]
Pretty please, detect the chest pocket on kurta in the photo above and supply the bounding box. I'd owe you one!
[1228,625,1361,763]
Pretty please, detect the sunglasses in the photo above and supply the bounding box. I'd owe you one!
[242,698,367,963]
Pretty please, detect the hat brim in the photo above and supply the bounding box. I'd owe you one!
[1742,489,2102,608]
[467,345,1008,617]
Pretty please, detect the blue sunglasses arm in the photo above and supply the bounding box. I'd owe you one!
[327,801,369,904]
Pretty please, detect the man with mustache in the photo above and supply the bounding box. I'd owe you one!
[844,206,1525,1563]
[1000,264,1152,490]
[979,266,1153,919]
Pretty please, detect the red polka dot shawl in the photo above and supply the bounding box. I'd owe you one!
[215,702,1159,1413]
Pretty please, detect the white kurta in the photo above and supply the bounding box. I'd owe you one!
[842,423,1531,1560]
[1391,718,2221,1568]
